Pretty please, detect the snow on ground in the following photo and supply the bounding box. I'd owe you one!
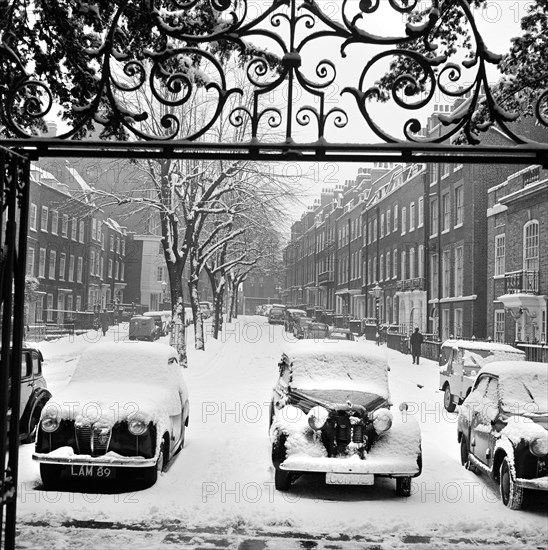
[16,317,548,548]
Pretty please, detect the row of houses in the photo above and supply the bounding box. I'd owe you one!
[283,111,547,344]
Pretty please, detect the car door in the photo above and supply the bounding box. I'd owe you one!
[19,351,33,420]
[450,347,464,397]
[469,375,492,465]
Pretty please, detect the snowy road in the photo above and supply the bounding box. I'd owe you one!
[16,317,548,549]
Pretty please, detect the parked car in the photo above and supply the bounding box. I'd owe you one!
[293,316,313,339]
[268,306,285,325]
[438,339,525,412]
[3,344,52,444]
[269,341,422,493]
[128,315,159,341]
[263,305,274,317]
[284,308,307,332]
[143,311,172,337]
[33,342,189,488]
[200,302,212,319]
[327,328,355,341]
[303,322,329,340]
[457,360,547,510]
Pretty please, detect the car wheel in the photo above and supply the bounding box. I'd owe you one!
[460,436,477,473]
[40,464,63,488]
[272,433,292,491]
[395,477,411,497]
[443,385,456,412]
[500,455,524,510]
[24,405,43,444]
[274,466,292,491]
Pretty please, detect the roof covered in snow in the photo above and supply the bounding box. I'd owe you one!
[442,339,524,354]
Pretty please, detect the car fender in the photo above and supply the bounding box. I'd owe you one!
[20,387,52,429]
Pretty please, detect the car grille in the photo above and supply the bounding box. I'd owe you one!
[75,423,111,456]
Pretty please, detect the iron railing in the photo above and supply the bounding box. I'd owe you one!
[504,270,539,294]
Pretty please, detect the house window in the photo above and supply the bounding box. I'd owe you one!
[39,248,46,278]
[380,254,384,281]
[523,220,539,271]
[62,214,68,237]
[59,253,66,281]
[494,310,505,343]
[380,213,385,238]
[454,308,463,337]
[372,256,377,282]
[441,163,451,179]
[76,295,82,312]
[115,261,119,280]
[68,255,75,282]
[454,246,463,296]
[409,202,415,231]
[108,259,113,278]
[401,250,406,280]
[367,258,372,284]
[99,256,104,279]
[442,193,450,232]
[418,245,424,278]
[26,247,35,277]
[48,250,57,280]
[77,257,83,283]
[442,250,451,298]
[51,211,58,235]
[401,207,407,235]
[97,221,102,243]
[41,206,49,232]
[157,266,164,282]
[494,234,505,276]
[120,262,125,281]
[409,247,415,279]
[442,308,450,340]
[79,220,85,243]
[116,237,121,254]
[95,252,100,276]
[71,218,77,241]
[47,294,54,322]
[92,218,97,241]
[386,209,391,235]
[110,235,115,252]
[90,250,95,275]
[393,204,399,232]
[386,252,391,281]
[430,253,438,299]
[373,220,377,242]
[66,295,73,313]
[417,197,424,228]
[393,249,398,278]
[30,203,37,231]
[430,198,439,236]
[455,186,463,226]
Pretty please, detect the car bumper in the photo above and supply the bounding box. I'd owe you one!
[32,452,157,468]
[516,476,548,491]
[280,455,421,477]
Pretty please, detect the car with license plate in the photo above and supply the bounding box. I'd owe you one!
[269,341,422,494]
[33,341,189,488]
[284,308,307,332]
[128,315,159,341]
[268,306,285,325]
[457,360,547,509]
[439,339,525,412]
[3,344,52,444]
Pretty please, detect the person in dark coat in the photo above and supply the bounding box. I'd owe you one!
[410,327,424,364]
[100,309,109,336]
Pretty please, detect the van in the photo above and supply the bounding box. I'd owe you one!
[143,311,172,336]
[128,316,159,341]
[439,339,526,411]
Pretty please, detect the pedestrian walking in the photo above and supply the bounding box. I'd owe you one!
[100,308,110,336]
[410,327,424,364]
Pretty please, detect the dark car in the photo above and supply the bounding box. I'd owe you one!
[457,361,548,509]
[128,315,159,341]
[4,345,52,444]
[303,322,329,340]
[268,307,285,325]
[284,309,307,332]
[327,328,355,341]
[269,341,422,493]
[292,316,312,339]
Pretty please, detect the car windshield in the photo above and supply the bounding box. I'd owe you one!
[462,349,525,371]
[500,371,548,413]
[328,331,352,340]
[285,342,389,399]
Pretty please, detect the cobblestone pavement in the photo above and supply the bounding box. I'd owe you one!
[16,520,546,550]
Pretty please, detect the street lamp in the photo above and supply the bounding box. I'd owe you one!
[370,283,382,345]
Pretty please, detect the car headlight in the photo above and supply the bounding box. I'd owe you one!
[41,415,60,433]
[372,408,393,434]
[128,418,148,436]
[529,434,548,457]
[307,406,330,431]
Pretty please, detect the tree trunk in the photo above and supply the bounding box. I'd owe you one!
[188,274,205,350]
[168,278,188,368]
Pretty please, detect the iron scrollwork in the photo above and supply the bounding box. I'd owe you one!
[0,0,546,150]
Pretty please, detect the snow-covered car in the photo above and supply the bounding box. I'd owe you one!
[3,344,51,443]
[303,322,329,340]
[33,342,189,488]
[269,341,422,494]
[284,308,307,332]
[457,360,547,510]
[268,306,285,325]
[438,339,525,412]
[293,316,313,339]
[326,328,355,341]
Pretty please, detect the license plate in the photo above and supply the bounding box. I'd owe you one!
[326,473,374,485]
[68,465,116,479]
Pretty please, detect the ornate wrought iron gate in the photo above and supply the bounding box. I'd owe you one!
[0,0,547,548]
[0,147,30,550]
